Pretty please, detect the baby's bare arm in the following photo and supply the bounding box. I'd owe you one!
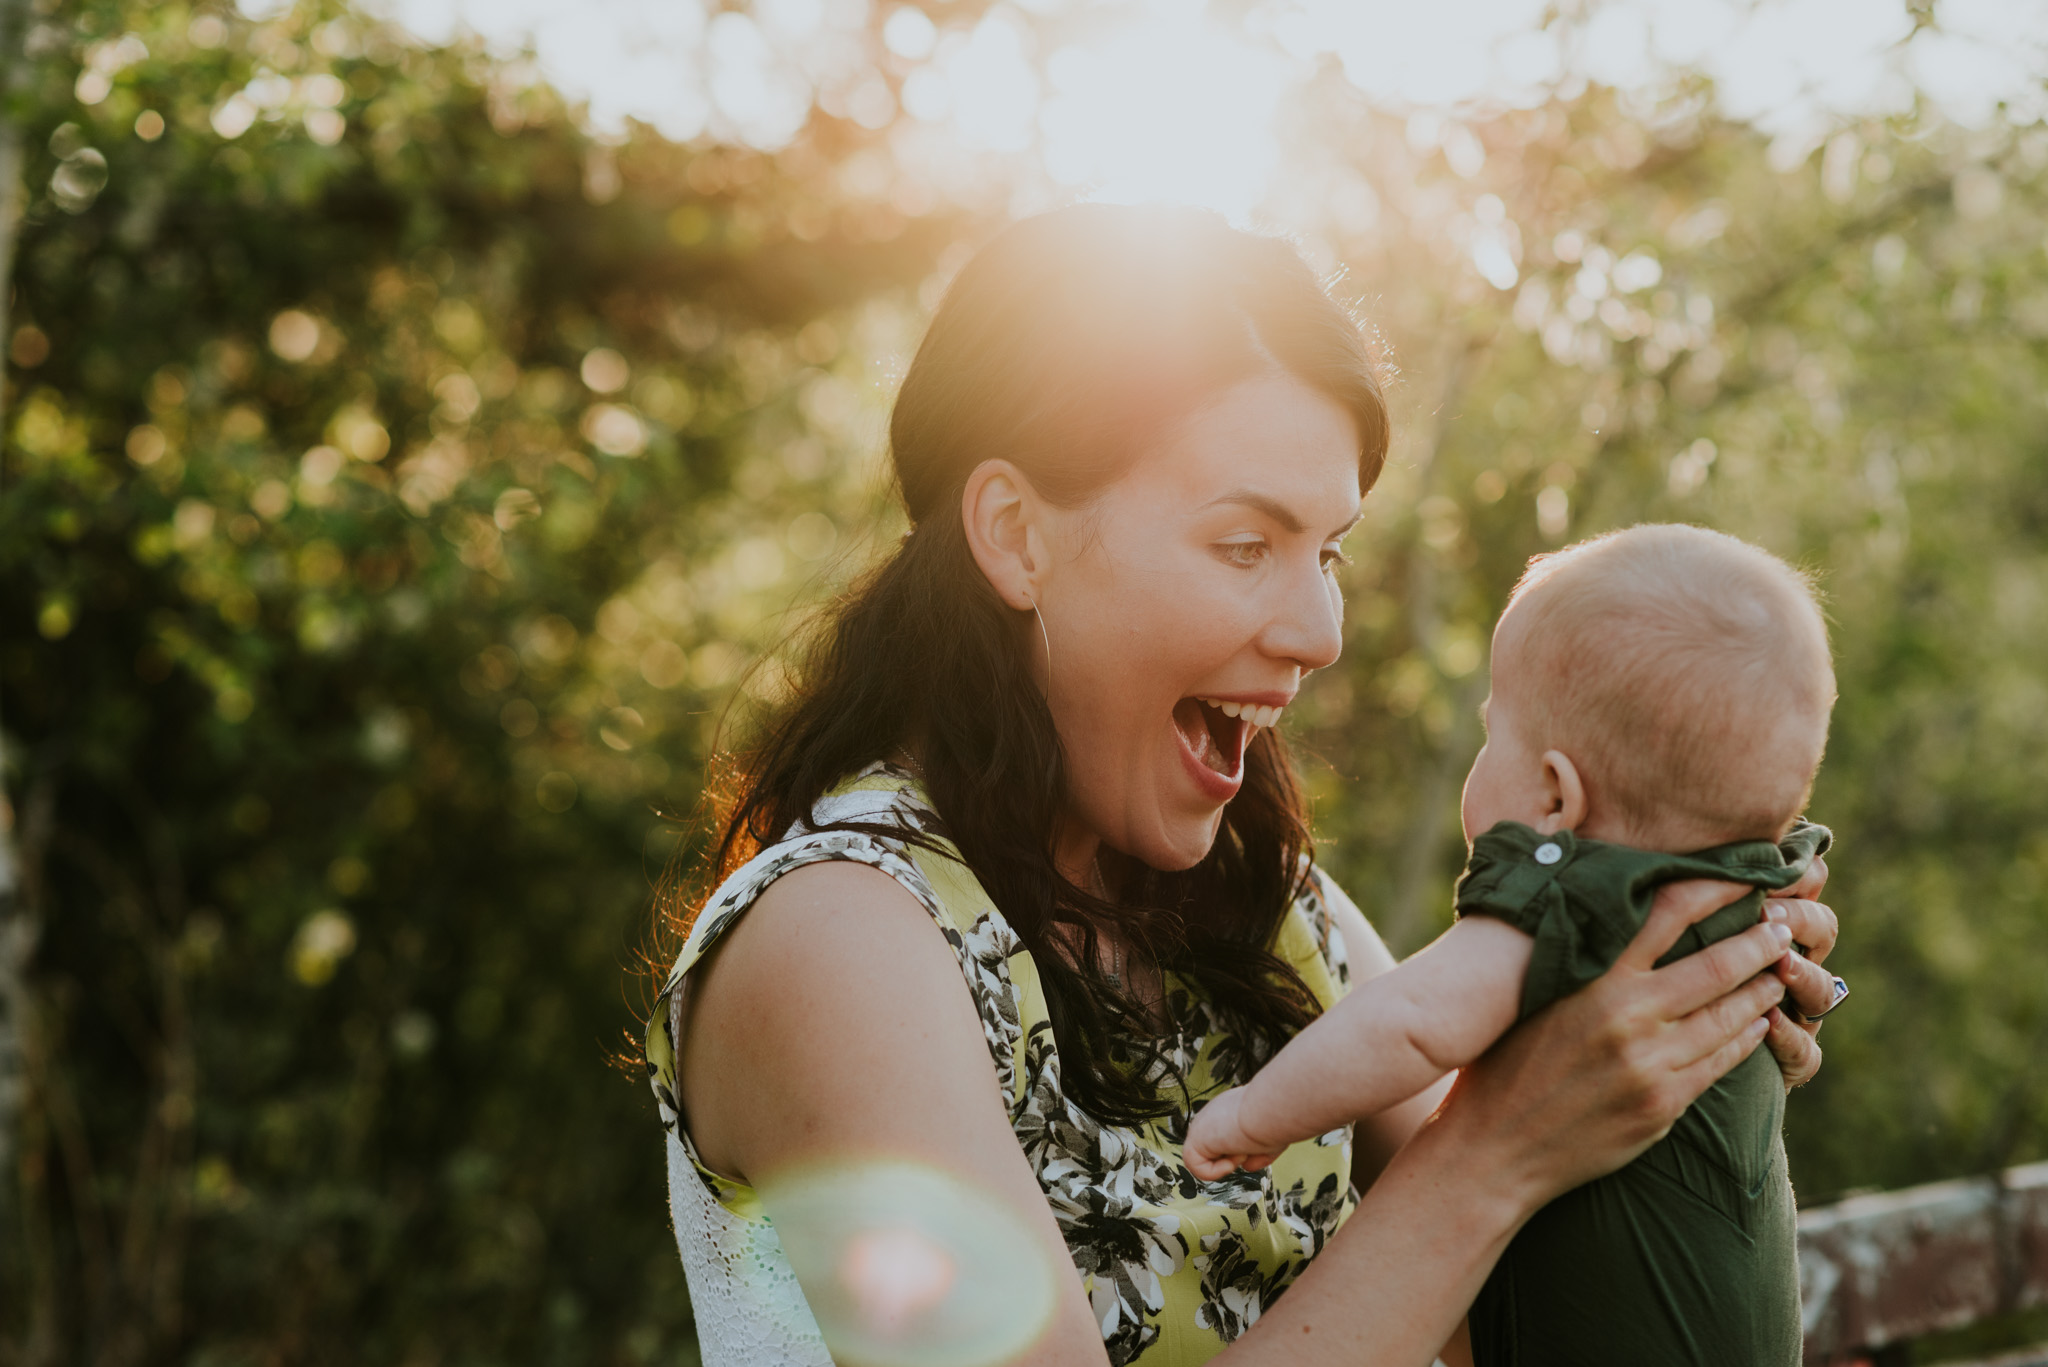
[1185,919,1531,1176]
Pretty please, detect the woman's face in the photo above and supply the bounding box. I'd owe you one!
[1035,372,1362,872]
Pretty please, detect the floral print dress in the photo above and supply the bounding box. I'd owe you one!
[645,763,1360,1367]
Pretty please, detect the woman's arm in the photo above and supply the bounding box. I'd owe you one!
[681,864,1800,1367]
[678,860,1115,1364]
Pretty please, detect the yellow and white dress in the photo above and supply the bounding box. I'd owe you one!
[645,763,1360,1367]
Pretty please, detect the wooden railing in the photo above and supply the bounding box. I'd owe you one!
[1800,1159,2048,1365]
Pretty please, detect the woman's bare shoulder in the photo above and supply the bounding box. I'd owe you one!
[676,857,1003,1178]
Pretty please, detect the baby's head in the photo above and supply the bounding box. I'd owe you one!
[1462,524,1835,852]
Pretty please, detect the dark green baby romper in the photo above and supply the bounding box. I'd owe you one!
[1458,819,1831,1367]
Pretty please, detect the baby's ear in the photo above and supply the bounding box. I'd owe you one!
[1537,750,1588,834]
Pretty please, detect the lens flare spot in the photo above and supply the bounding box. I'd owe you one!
[841,1226,957,1336]
[765,1160,1056,1367]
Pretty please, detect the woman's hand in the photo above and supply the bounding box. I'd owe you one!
[1217,879,1796,1367]
[1440,878,1797,1206]
[1761,854,1839,1089]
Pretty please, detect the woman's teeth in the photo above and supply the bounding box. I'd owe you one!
[1198,698,1283,729]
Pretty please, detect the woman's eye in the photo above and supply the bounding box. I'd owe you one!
[1217,539,1268,567]
[1320,545,1353,573]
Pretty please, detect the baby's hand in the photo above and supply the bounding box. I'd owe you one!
[1183,1086,1280,1181]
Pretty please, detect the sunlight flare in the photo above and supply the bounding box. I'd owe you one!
[1038,12,1294,221]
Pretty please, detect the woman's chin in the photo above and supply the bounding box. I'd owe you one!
[1123,808,1227,873]
[1070,756,1232,873]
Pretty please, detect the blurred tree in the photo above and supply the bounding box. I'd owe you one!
[0,1,955,1361]
[0,0,39,1232]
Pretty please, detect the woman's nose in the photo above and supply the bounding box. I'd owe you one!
[1261,561,1345,672]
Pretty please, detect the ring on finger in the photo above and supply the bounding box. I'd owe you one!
[1792,975,1850,1023]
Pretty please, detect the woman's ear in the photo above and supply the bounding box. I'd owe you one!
[961,459,1048,611]
[1536,750,1588,835]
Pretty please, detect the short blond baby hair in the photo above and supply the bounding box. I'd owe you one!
[1495,523,1835,848]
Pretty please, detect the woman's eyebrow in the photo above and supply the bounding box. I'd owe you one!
[1201,489,1364,537]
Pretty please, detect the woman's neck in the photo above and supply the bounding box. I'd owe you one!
[1053,818,1106,897]
[1053,815,1171,1019]
[899,744,1111,897]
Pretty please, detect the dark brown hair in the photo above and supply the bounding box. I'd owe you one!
[679,205,1391,1123]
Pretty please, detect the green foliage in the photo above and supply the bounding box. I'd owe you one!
[7,1,2048,1362]
[2,1,949,1360]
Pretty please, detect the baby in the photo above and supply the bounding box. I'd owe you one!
[1185,523,1837,1367]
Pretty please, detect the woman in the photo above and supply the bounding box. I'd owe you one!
[643,206,1842,1366]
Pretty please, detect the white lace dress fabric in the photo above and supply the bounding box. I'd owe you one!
[665,1127,833,1367]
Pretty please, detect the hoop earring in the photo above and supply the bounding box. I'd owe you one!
[1029,600,1053,688]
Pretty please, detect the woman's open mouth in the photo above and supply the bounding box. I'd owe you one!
[1171,697,1279,799]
